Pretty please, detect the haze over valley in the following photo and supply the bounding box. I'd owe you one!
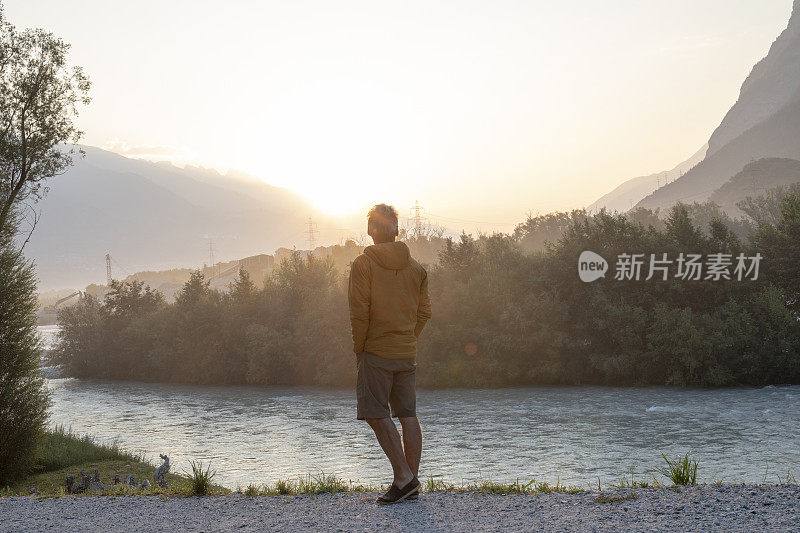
[13,0,800,295]
[26,146,365,289]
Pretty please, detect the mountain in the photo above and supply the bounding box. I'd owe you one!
[23,146,357,289]
[707,2,800,157]
[707,157,800,216]
[634,0,800,212]
[587,145,706,213]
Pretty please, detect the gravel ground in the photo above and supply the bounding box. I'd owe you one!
[1,484,798,532]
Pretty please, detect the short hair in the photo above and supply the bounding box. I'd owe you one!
[367,203,399,239]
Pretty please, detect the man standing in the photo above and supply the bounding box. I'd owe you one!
[349,203,431,505]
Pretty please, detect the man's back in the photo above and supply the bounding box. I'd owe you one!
[348,241,431,359]
[350,204,426,505]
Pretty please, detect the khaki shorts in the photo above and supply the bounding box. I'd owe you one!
[356,351,417,420]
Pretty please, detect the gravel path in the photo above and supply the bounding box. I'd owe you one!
[2,484,798,532]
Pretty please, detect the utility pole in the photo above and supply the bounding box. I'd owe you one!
[305,217,318,250]
[105,253,112,286]
[409,200,426,238]
[208,240,215,278]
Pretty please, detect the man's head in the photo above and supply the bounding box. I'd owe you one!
[367,203,399,244]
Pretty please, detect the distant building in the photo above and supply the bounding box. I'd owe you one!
[239,254,274,285]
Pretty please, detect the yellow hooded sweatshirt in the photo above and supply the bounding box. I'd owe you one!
[348,241,431,359]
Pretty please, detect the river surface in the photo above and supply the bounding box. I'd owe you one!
[39,326,799,489]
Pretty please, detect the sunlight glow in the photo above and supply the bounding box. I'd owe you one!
[10,0,791,225]
[251,80,429,216]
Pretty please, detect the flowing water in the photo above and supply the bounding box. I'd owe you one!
[39,326,800,489]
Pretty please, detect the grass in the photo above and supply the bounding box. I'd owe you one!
[474,479,535,494]
[236,474,374,496]
[35,426,143,472]
[1,427,228,497]
[187,461,216,496]
[424,475,453,493]
[611,472,660,489]
[275,478,293,495]
[11,438,790,499]
[234,474,586,497]
[652,453,698,486]
[422,475,584,495]
[776,470,797,485]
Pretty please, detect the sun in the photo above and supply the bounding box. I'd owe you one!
[243,79,423,218]
[303,186,369,217]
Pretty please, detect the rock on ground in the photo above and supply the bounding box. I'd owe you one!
[1,484,798,532]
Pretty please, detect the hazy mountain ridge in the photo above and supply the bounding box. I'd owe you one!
[24,146,339,289]
[707,0,800,156]
[708,157,800,216]
[588,144,706,213]
[636,87,800,210]
[633,1,800,213]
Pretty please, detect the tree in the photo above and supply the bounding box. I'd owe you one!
[51,204,800,388]
[0,5,88,484]
[513,209,589,253]
[737,183,800,226]
[0,6,91,233]
[50,294,105,378]
[664,203,705,248]
[753,194,800,313]
[104,279,164,323]
[0,238,50,484]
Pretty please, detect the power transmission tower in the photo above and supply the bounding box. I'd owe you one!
[305,217,318,250]
[409,200,426,238]
[105,253,112,286]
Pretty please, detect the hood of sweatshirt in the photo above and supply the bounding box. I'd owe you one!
[364,241,411,270]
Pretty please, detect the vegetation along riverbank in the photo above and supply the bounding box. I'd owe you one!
[0,427,228,497]
[3,430,796,532]
[3,429,796,499]
[53,197,800,389]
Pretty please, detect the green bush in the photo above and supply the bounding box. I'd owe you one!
[0,243,51,485]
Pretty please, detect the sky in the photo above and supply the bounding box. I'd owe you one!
[5,0,795,232]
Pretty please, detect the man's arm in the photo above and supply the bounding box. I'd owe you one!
[414,269,431,338]
[348,256,370,354]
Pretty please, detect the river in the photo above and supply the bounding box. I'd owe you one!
[39,326,800,489]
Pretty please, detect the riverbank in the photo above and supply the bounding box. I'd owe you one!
[1,428,227,498]
[2,484,798,532]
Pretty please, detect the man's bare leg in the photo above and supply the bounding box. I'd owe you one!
[366,417,414,487]
[398,416,422,477]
